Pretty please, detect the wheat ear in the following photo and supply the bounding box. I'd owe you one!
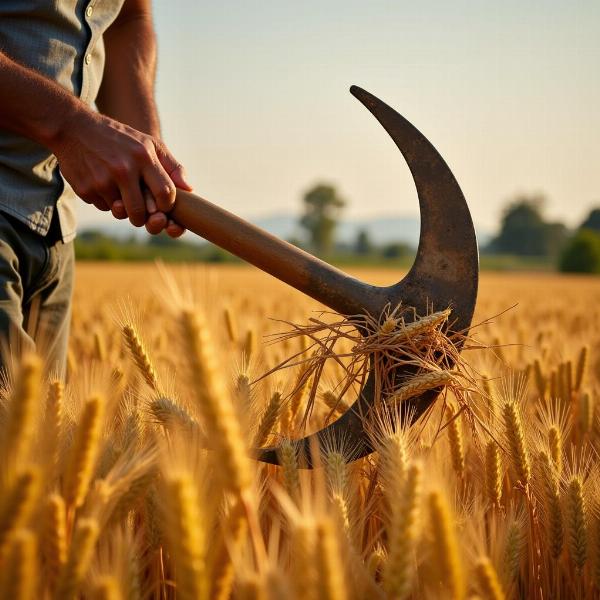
[279,439,300,502]
[42,493,68,589]
[533,359,546,400]
[502,400,530,486]
[180,308,251,496]
[210,498,247,600]
[485,441,502,507]
[223,306,237,343]
[389,370,454,404]
[63,395,104,508]
[253,391,282,447]
[0,466,40,559]
[315,518,348,600]
[503,519,524,583]
[565,476,587,570]
[46,379,64,469]
[428,490,464,600]
[446,404,465,478]
[1,354,41,466]
[55,518,100,600]
[383,461,422,599]
[0,528,37,600]
[162,473,208,600]
[291,518,318,600]
[574,345,588,391]
[475,556,505,600]
[91,576,122,600]
[122,324,159,392]
[547,425,562,476]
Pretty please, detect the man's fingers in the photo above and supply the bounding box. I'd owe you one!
[154,141,193,192]
[145,212,167,235]
[142,187,157,214]
[111,200,128,220]
[141,161,175,213]
[87,195,110,211]
[169,164,193,192]
[166,219,185,238]
[119,176,146,227]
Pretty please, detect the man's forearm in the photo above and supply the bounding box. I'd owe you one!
[96,13,160,137]
[0,51,90,150]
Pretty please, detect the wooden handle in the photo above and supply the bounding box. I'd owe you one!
[171,190,378,314]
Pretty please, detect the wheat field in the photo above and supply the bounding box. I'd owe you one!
[1,262,599,599]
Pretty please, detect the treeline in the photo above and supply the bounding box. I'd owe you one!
[74,230,237,263]
[485,195,600,273]
[74,183,600,273]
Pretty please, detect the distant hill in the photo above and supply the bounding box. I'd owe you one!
[247,213,491,248]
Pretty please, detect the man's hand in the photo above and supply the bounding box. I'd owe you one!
[51,110,192,238]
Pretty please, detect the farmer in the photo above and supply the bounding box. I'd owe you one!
[0,1,191,375]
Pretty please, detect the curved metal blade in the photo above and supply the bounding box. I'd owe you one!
[256,87,479,466]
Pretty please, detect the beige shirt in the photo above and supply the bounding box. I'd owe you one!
[0,0,125,242]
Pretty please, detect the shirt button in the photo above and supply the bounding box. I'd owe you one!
[85,53,92,65]
[86,5,93,18]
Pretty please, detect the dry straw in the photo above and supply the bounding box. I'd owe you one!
[264,304,469,430]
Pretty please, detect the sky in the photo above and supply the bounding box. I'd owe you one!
[79,0,600,234]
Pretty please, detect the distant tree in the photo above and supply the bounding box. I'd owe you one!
[299,184,345,256]
[382,242,410,260]
[559,230,600,273]
[354,229,372,255]
[489,195,567,257]
[544,222,570,257]
[580,208,600,233]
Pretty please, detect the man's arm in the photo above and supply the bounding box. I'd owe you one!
[96,0,188,236]
[96,0,160,136]
[0,8,191,235]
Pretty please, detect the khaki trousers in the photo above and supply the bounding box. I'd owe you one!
[0,210,74,378]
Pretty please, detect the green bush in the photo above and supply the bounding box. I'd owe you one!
[559,230,600,273]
